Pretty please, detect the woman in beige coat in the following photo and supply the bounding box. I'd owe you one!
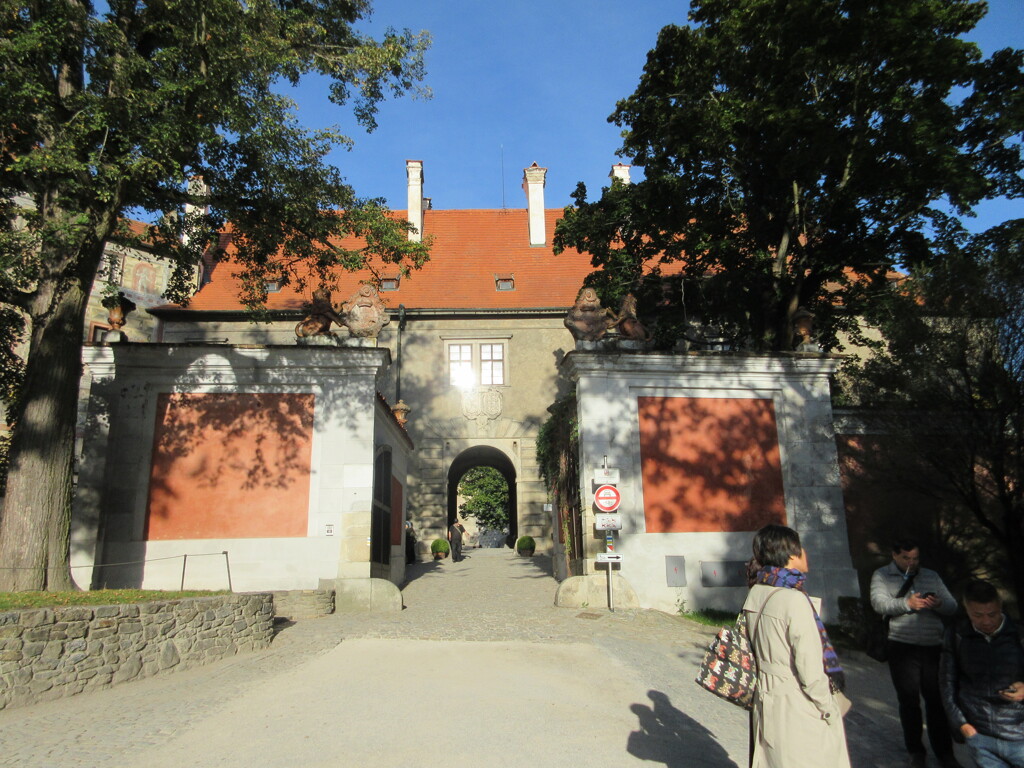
[743,525,851,768]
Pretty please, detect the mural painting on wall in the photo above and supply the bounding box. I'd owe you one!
[145,393,315,540]
[637,396,786,533]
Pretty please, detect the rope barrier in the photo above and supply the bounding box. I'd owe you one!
[0,551,233,592]
[0,552,229,570]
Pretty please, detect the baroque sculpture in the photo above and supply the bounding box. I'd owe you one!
[564,286,616,342]
[342,284,390,338]
[615,293,650,342]
[295,287,344,338]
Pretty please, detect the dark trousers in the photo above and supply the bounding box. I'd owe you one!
[887,641,955,759]
[450,537,462,562]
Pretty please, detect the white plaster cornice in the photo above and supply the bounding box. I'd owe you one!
[82,344,390,386]
[561,351,841,383]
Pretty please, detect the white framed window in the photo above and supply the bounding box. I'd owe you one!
[449,344,474,388]
[480,343,504,385]
[444,337,510,389]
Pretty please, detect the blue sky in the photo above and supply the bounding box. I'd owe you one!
[285,0,1023,230]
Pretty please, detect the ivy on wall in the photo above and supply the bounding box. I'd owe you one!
[537,395,583,575]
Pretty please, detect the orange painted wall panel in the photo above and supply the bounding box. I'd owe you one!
[637,396,786,533]
[146,393,315,540]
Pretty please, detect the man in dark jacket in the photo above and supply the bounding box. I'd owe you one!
[872,539,959,768]
[940,580,1024,768]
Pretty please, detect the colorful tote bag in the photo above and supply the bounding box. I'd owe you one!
[695,589,782,710]
[695,614,758,709]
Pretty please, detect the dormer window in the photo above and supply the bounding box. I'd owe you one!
[380,276,400,291]
[495,273,515,291]
[265,280,282,293]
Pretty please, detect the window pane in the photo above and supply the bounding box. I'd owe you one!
[449,345,474,387]
[481,344,504,385]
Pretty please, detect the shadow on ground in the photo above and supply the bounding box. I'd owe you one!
[627,689,740,768]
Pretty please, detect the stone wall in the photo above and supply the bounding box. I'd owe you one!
[271,589,334,620]
[0,593,273,710]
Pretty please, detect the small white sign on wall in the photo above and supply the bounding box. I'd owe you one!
[593,467,620,485]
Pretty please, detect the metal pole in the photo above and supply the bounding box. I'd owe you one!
[223,551,233,592]
[607,563,614,612]
[180,554,188,591]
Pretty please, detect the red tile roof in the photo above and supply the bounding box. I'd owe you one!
[182,209,604,313]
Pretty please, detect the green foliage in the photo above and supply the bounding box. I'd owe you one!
[0,590,229,611]
[515,535,535,552]
[0,0,431,590]
[430,538,450,555]
[457,467,510,531]
[840,221,1024,613]
[537,395,581,569]
[679,607,735,627]
[554,0,1024,353]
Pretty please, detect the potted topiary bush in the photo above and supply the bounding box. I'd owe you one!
[431,538,450,560]
[515,535,535,557]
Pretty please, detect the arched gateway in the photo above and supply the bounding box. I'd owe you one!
[446,445,518,547]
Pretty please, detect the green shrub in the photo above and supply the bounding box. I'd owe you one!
[515,535,536,552]
[431,538,450,555]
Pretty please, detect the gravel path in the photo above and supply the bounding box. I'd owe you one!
[0,549,967,768]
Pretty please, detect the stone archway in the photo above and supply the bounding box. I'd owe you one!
[447,445,518,548]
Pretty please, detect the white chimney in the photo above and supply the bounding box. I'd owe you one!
[522,162,547,246]
[610,163,632,185]
[406,159,424,242]
[182,176,209,247]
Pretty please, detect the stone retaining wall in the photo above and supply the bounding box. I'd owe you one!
[271,589,334,620]
[0,593,273,710]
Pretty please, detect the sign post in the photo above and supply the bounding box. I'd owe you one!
[593,484,623,611]
[594,484,621,513]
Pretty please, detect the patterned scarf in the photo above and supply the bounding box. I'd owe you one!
[757,566,845,693]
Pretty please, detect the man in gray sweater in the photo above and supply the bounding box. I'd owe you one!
[871,538,959,768]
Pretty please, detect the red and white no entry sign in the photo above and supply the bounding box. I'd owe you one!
[594,484,621,512]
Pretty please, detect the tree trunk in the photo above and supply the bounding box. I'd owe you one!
[0,263,93,591]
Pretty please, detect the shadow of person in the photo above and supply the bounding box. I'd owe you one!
[627,690,739,768]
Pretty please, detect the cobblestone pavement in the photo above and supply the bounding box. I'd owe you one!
[0,549,969,767]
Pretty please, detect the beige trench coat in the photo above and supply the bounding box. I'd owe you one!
[742,584,851,768]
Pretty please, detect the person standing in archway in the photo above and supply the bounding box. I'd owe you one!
[448,518,466,563]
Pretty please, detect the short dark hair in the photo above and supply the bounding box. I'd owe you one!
[892,538,919,554]
[752,524,803,568]
[963,580,1000,606]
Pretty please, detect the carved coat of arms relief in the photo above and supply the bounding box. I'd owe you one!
[461,387,503,422]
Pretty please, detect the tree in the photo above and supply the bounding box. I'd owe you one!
[457,467,510,532]
[0,0,430,590]
[554,0,1024,352]
[841,222,1024,614]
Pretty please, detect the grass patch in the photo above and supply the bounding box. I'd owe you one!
[0,589,230,612]
[680,607,736,627]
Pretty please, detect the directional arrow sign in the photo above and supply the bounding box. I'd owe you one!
[594,484,621,512]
